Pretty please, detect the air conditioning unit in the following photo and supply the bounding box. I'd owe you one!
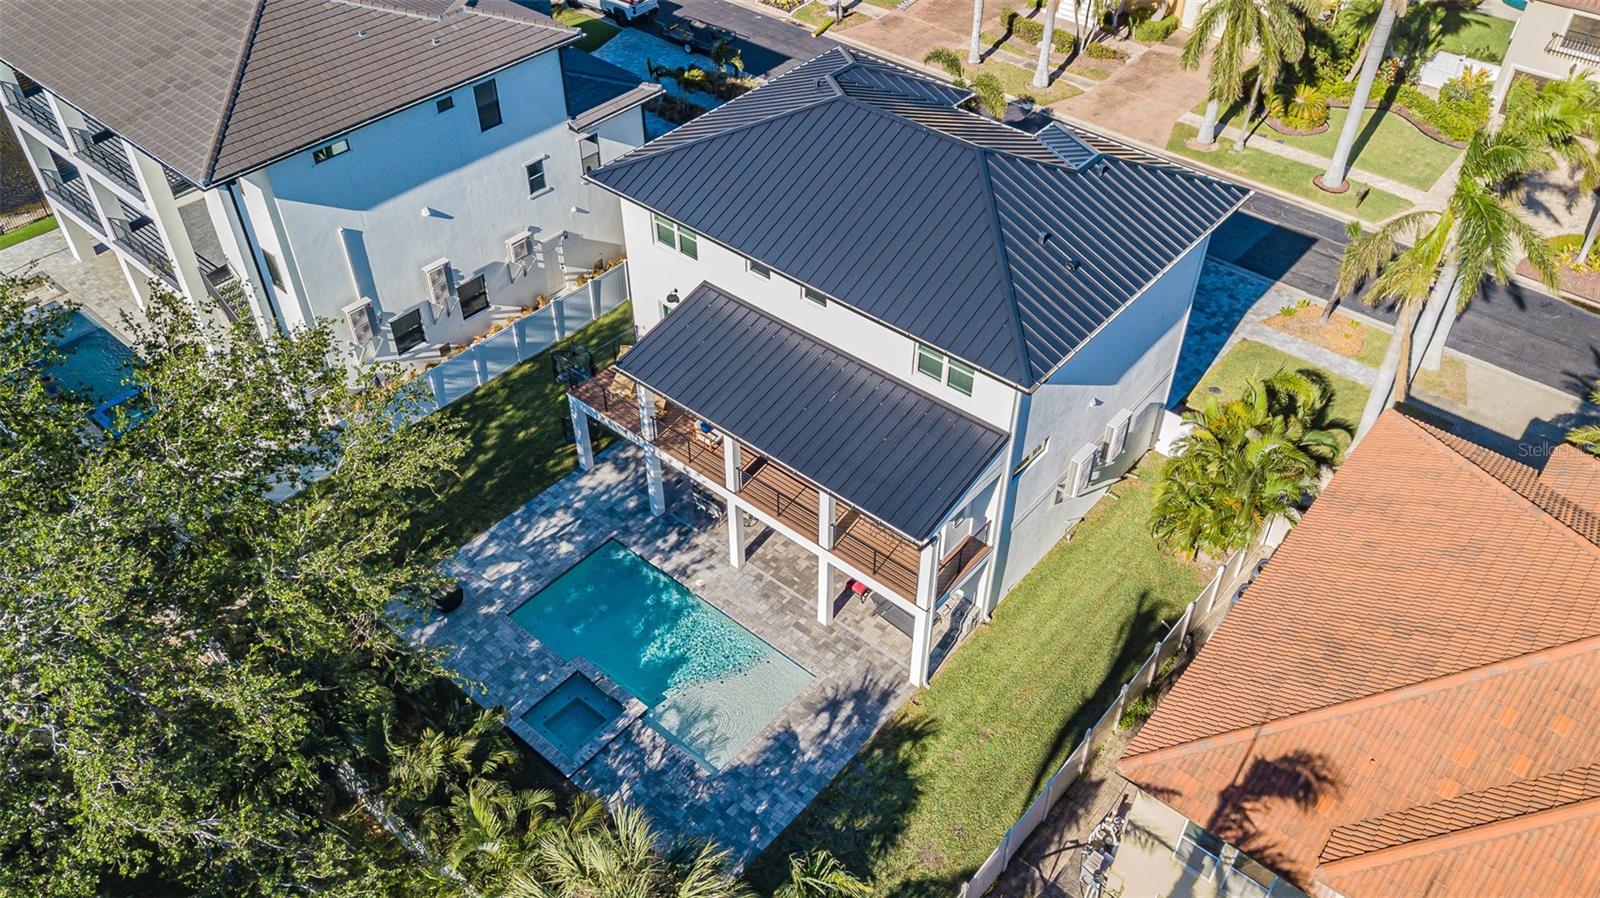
[1103,408,1133,461]
[505,233,535,278]
[1055,442,1099,504]
[422,259,454,319]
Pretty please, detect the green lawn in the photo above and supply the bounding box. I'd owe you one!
[974,57,1080,105]
[1208,104,1460,192]
[1185,338,1371,447]
[0,214,57,251]
[554,6,621,52]
[793,2,871,29]
[749,460,1203,896]
[1436,11,1514,63]
[402,303,634,554]
[1167,122,1412,223]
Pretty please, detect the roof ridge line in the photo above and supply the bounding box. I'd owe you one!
[974,148,1033,385]
[1405,414,1600,550]
[1121,631,1600,772]
[1318,795,1600,878]
[202,0,269,185]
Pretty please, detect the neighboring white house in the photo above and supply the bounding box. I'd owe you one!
[0,0,658,366]
[1493,0,1600,108]
[566,48,1249,686]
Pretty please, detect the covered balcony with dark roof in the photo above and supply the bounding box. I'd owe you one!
[566,284,1007,686]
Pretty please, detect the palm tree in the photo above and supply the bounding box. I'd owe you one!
[1501,75,1600,264]
[1033,0,1063,89]
[387,709,519,812]
[423,778,560,886]
[775,851,872,898]
[1567,383,1600,455]
[1320,0,1405,190]
[1180,0,1314,149]
[969,0,985,64]
[1339,126,1561,439]
[1152,371,1348,559]
[539,805,751,898]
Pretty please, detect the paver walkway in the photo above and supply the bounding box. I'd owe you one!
[0,228,143,343]
[1046,41,1205,146]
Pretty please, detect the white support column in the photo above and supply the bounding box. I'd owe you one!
[644,448,666,516]
[915,541,939,610]
[636,383,657,441]
[569,397,595,471]
[817,492,835,549]
[722,436,741,491]
[55,213,99,263]
[909,606,933,687]
[817,557,835,625]
[727,498,745,567]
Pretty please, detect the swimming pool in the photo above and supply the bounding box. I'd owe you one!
[1168,260,1272,407]
[511,541,814,770]
[45,311,140,419]
[521,673,626,760]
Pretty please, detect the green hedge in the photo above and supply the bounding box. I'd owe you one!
[1319,76,1486,144]
[1084,42,1128,61]
[1133,14,1177,43]
[1004,8,1077,54]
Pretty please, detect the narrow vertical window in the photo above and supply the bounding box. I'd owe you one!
[525,159,547,194]
[474,80,501,131]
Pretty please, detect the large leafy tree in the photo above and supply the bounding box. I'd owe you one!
[1181,0,1316,149]
[1152,370,1349,560]
[0,282,468,895]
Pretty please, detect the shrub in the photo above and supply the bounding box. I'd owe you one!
[1315,74,1488,143]
[1084,42,1128,61]
[923,47,966,83]
[764,0,807,9]
[1271,85,1329,130]
[1133,14,1177,43]
[1440,66,1493,107]
[1118,694,1156,731]
[1003,8,1077,54]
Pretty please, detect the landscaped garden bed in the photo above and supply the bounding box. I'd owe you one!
[1183,339,1369,446]
[1264,301,1390,368]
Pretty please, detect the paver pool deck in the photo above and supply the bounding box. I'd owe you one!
[405,444,915,865]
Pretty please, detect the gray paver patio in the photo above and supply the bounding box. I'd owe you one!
[405,443,915,866]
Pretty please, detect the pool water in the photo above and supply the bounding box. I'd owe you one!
[46,311,138,410]
[511,541,814,770]
[1168,260,1272,407]
[522,674,625,759]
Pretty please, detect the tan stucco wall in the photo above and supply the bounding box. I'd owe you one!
[1494,1,1600,107]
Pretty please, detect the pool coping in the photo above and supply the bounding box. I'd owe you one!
[506,657,647,775]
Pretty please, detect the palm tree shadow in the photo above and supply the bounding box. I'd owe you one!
[1204,746,1341,883]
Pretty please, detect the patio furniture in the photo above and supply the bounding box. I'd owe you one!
[693,421,722,448]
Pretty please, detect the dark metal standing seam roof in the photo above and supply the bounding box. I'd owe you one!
[0,0,576,185]
[588,48,1251,390]
[614,284,1009,542]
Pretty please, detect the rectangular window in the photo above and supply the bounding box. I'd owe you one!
[312,138,349,164]
[1175,822,1226,882]
[525,159,547,194]
[1012,439,1048,477]
[391,308,426,354]
[579,134,602,173]
[748,259,771,279]
[804,287,828,307]
[474,80,501,131]
[262,250,286,292]
[915,343,975,395]
[1572,13,1600,42]
[457,275,489,319]
[436,95,454,113]
[652,213,699,260]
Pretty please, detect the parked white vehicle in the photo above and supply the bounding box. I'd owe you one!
[568,0,658,22]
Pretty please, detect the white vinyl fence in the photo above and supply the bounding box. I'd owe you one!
[416,261,630,412]
[958,526,1285,898]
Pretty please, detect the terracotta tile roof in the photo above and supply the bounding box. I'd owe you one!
[1117,411,1600,898]
[1542,0,1600,15]
[1541,443,1600,516]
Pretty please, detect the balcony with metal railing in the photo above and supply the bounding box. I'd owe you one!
[108,216,177,288]
[68,123,140,195]
[0,80,61,141]
[1548,30,1600,62]
[39,168,100,226]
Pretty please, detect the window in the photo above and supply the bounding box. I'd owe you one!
[436,95,454,113]
[1012,439,1048,477]
[579,134,602,173]
[748,259,771,279]
[525,159,547,194]
[457,275,489,319]
[474,79,501,131]
[652,213,698,259]
[391,308,426,354]
[312,138,349,164]
[804,286,828,307]
[914,343,975,396]
[423,261,454,317]
[1571,13,1600,43]
[262,250,286,292]
[1174,821,1226,882]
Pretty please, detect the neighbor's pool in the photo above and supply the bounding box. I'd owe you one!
[511,540,814,770]
[1168,259,1272,406]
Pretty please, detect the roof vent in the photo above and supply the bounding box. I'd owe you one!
[431,37,442,46]
[1039,231,1052,248]
[1097,161,1111,176]
[356,29,366,38]
[1065,259,1081,273]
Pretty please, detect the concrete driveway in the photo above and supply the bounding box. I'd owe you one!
[1051,41,1208,146]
